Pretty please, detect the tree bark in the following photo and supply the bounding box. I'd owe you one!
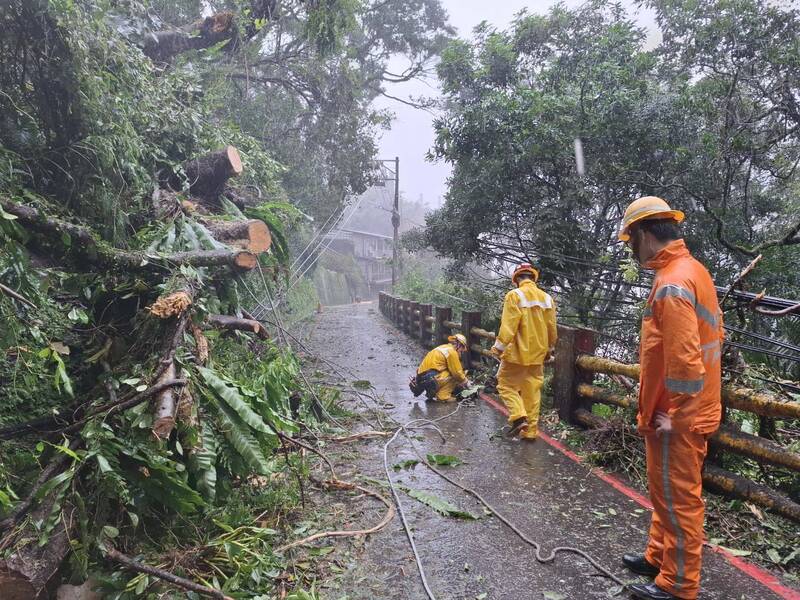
[142,1,277,64]
[223,185,262,209]
[201,218,272,253]
[143,13,238,63]
[163,146,243,205]
[703,464,800,523]
[0,495,74,599]
[205,314,269,339]
[152,362,179,439]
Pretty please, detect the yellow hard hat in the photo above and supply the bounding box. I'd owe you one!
[618,196,685,241]
[512,263,539,284]
[448,334,467,347]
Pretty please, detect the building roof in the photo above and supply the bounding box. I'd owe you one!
[339,228,393,240]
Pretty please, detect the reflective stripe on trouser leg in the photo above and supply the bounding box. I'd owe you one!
[520,365,544,438]
[661,433,686,594]
[645,433,665,569]
[435,372,456,401]
[646,432,707,599]
[496,361,527,423]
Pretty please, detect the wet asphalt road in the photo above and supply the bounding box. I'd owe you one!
[306,303,787,600]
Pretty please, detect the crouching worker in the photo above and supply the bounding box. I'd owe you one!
[491,263,557,440]
[410,334,472,402]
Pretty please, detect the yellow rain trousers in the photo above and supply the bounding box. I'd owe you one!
[417,343,466,401]
[493,279,557,436]
[496,362,543,438]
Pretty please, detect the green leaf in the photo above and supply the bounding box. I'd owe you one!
[34,468,75,501]
[767,548,782,564]
[392,459,419,470]
[102,525,119,539]
[543,593,566,600]
[189,422,218,501]
[199,367,273,435]
[400,486,477,519]
[95,454,113,473]
[213,397,272,475]
[716,546,752,557]
[427,454,462,466]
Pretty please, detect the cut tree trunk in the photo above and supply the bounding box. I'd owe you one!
[152,362,179,439]
[0,495,74,599]
[201,219,272,253]
[163,147,243,205]
[205,314,269,339]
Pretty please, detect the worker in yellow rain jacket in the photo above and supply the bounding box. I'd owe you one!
[618,197,723,600]
[413,334,471,402]
[490,263,557,439]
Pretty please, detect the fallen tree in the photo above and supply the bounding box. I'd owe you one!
[0,200,263,272]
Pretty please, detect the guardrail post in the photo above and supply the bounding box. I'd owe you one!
[401,299,410,334]
[552,325,596,424]
[434,306,451,346]
[419,304,433,347]
[461,310,483,369]
[409,301,420,339]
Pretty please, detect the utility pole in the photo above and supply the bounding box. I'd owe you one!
[373,157,401,292]
[392,156,400,291]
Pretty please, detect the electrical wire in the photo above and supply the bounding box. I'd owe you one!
[724,340,800,363]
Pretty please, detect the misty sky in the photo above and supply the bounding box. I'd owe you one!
[373,0,658,210]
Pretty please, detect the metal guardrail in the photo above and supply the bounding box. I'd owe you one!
[378,291,800,522]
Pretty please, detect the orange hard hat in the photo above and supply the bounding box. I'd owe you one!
[618,196,684,241]
[512,263,539,285]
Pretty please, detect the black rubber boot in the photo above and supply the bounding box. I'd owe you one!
[627,583,679,600]
[622,554,660,577]
[505,417,528,437]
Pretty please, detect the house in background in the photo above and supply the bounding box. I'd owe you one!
[324,228,393,298]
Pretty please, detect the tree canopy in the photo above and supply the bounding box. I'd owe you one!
[416,0,800,367]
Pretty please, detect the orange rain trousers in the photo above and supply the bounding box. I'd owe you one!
[496,362,543,438]
[644,431,708,600]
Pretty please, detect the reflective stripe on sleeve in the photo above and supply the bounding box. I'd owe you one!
[653,284,718,328]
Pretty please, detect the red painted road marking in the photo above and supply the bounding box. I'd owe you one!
[477,392,800,600]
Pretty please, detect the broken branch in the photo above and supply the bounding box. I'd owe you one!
[105,547,234,600]
[205,314,269,339]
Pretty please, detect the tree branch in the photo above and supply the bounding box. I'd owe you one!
[105,547,233,600]
[1,200,260,272]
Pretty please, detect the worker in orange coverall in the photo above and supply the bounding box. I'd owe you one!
[618,197,724,600]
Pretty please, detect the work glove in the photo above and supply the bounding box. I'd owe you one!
[490,345,502,359]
